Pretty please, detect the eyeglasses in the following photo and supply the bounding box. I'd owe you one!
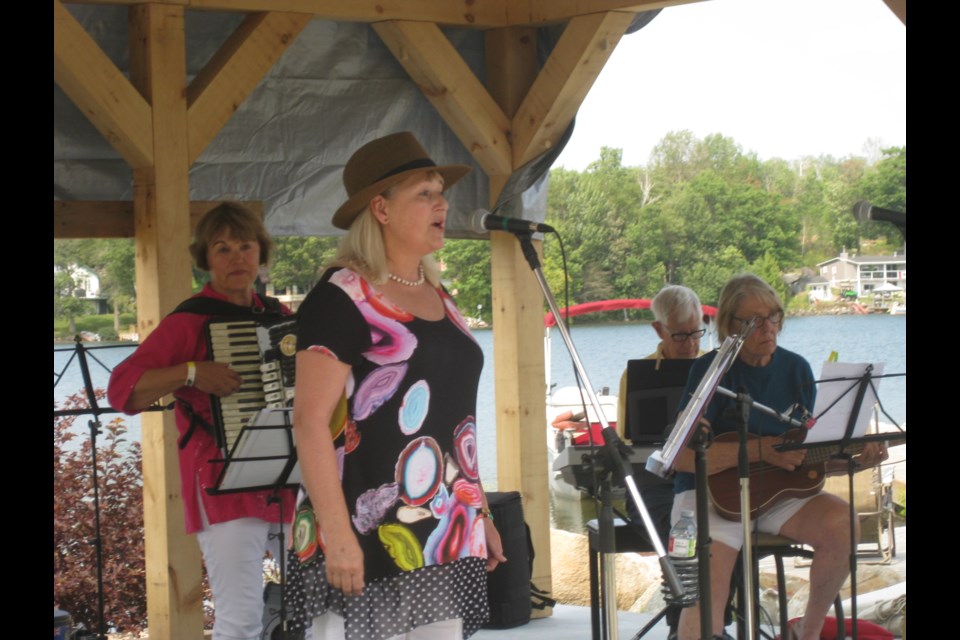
[734,311,784,327]
[669,328,706,343]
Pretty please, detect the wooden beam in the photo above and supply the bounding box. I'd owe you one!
[190,0,505,25]
[512,11,634,167]
[882,0,906,25]
[63,0,709,26]
[372,21,513,177]
[187,12,312,164]
[64,0,510,27]
[66,0,508,28]
[508,0,702,25]
[54,0,154,168]
[129,5,203,638]
[54,200,265,238]
[485,27,553,619]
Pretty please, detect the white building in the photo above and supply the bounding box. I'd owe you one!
[815,250,907,297]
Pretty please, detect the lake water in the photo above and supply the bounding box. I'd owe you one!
[54,314,906,528]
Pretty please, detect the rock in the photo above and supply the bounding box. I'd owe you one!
[550,528,663,611]
[786,565,901,619]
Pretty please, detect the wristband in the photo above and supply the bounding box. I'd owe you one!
[185,361,197,387]
[478,508,494,522]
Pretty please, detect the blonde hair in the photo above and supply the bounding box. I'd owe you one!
[328,173,443,288]
[716,273,784,341]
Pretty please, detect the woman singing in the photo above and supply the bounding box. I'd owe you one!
[286,132,505,640]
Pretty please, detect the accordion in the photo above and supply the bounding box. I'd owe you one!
[206,316,298,454]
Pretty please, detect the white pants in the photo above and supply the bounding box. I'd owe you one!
[196,516,283,640]
[312,612,463,640]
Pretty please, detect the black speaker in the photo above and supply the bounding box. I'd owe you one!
[482,491,532,629]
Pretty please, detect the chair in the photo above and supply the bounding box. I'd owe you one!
[822,465,896,563]
[737,533,845,640]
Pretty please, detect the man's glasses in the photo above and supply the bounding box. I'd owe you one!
[669,328,706,342]
[734,311,784,327]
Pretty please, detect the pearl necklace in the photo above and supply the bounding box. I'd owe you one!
[388,265,425,287]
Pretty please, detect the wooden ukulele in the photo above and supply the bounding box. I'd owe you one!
[706,428,894,521]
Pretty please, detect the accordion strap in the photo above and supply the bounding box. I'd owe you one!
[170,294,285,318]
[174,395,220,451]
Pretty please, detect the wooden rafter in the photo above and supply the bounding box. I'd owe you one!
[512,11,635,167]
[374,21,513,177]
[187,12,312,164]
[54,0,154,168]
[54,201,265,238]
[61,0,705,27]
[512,13,633,167]
[506,0,701,25]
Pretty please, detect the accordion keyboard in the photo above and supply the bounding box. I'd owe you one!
[207,316,297,453]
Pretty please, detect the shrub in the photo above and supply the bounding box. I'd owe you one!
[54,391,147,633]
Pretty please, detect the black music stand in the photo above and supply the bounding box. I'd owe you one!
[210,407,300,494]
[54,339,171,640]
[208,407,301,640]
[778,362,906,640]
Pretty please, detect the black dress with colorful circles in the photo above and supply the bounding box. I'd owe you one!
[285,268,490,639]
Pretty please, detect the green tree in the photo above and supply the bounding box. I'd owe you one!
[857,146,906,248]
[684,245,747,306]
[436,239,491,322]
[269,236,340,293]
[54,239,136,332]
[749,251,790,303]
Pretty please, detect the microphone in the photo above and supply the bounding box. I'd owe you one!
[468,209,555,234]
[852,201,906,227]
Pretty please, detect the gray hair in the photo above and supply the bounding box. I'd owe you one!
[651,285,702,327]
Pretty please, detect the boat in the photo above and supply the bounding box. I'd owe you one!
[888,301,906,315]
[543,299,717,500]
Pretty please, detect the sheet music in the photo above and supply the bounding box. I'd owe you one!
[220,408,300,490]
[806,362,884,444]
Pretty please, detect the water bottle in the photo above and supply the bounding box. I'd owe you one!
[668,510,697,558]
[663,510,699,606]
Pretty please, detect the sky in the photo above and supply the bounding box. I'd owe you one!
[552,0,907,171]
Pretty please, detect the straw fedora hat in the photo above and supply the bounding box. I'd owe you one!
[332,131,472,230]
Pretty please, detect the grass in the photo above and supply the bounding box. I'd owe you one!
[54,313,137,341]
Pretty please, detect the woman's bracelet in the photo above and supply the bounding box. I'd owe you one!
[478,508,494,522]
[185,361,197,387]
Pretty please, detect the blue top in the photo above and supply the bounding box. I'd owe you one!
[673,346,816,493]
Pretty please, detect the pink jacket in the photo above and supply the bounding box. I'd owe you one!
[108,284,296,533]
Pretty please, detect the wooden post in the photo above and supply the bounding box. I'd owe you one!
[485,26,553,617]
[128,5,203,638]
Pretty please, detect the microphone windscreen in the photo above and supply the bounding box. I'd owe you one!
[852,200,873,223]
[467,209,491,234]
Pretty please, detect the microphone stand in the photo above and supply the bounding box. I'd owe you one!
[509,232,684,640]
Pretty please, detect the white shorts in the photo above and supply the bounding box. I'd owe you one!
[670,489,818,549]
